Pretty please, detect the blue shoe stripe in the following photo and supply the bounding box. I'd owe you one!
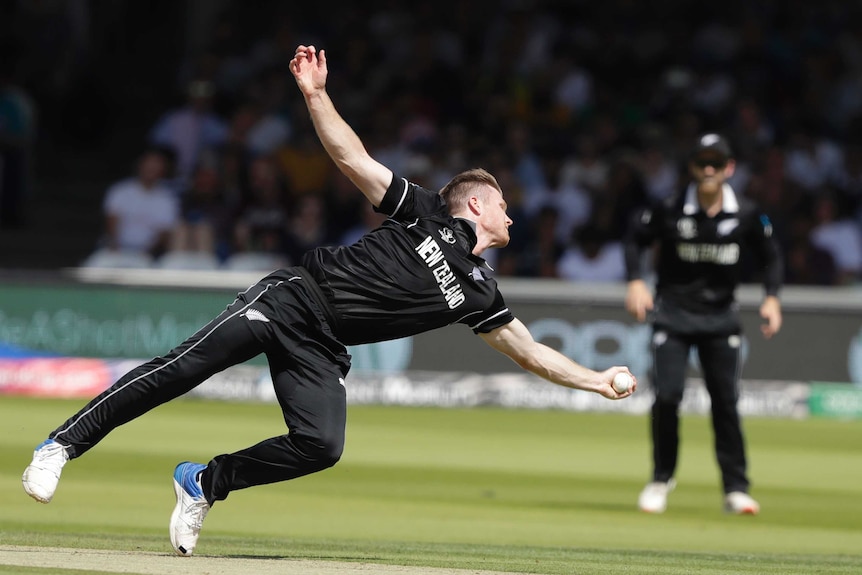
[174,462,206,499]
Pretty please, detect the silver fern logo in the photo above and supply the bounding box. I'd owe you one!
[241,309,270,323]
[717,218,739,236]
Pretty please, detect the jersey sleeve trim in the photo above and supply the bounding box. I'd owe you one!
[390,177,409,217]
[470,308,512,331]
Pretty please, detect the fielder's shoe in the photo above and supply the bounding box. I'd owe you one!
[170,462,210,556]
[638,479,676,513]
[22,439,70,503]
[724,491,760,515]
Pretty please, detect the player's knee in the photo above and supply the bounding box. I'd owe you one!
[653,393,683,410]
[292,432,344,470]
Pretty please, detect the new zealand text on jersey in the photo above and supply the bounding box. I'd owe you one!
[677,242,740,265]
[415,235,466,309]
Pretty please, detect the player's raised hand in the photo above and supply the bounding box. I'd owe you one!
[290,45,328,96]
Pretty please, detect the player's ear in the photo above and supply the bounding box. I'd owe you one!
[724,159,736,177]
[467,195,482,216]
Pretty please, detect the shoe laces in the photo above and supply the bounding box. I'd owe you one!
[33,442,68,467]
[182,498,210,531]
[644,482,669,496]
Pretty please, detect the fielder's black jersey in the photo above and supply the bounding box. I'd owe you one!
[302,175,514,345]
[623,184,782,313]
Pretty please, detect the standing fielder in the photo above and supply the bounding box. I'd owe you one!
[23,45,637,556]
[623,133,782,515]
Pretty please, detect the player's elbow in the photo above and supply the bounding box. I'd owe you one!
[510,350,541,374]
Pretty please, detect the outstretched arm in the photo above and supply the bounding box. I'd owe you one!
[479,318,637,399]
[290,45,392,207]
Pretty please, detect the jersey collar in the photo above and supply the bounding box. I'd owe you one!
[454,217,494,270]
[453,217,479,249]
[682,183,740,215]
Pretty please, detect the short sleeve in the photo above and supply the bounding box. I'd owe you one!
[376,174,448,222]
[467,289,514,334]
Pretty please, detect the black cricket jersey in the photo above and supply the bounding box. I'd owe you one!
[623,184,782,313]
[302,174,514,345]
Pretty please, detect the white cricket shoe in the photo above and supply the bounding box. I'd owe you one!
[724,491,760,515]
[638,479,676,513]
[22,439,70,503]
[170,461,210,556]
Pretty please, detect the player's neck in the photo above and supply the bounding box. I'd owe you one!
[697,187,723,217]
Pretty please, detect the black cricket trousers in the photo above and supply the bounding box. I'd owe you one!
[49,268,351,505]
[649,328,749,494]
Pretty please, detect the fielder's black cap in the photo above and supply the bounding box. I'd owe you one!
[691,133,733,161]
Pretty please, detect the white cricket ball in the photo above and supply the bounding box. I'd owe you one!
[612,372,633,393]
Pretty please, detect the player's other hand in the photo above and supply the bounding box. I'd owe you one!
[759,295,782,339]
[625,280,654,323]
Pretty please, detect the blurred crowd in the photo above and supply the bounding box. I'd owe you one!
[7,0,862,284]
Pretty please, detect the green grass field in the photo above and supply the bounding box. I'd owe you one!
[1,395,861,574]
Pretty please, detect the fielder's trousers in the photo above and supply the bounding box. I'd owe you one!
[49,268,351,505]
[649,328,750,494]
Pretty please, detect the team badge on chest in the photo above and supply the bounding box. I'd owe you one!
[677,217,697,239]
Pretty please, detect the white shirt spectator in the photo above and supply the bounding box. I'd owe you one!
[641,148,679,202]
[554,66,594,115]
[557,241,626,282]
[559,136,608,197]
[246,114,291,156]
[522,183,592,245]
[784,137,845,192]
[150,106,228,183]
[810,219,862,277]
[104,178,179,252]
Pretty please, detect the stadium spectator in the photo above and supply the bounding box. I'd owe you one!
[623,133,782,516]
[782,127,845,195]
[282,194,333,265]
[150,79,229,189]
[217,142,251,213]
[808,192,862,285]
[230,69,292,156]
[836,143,862,219]
[559,134,609,198]
[8,0,862,283]
[522,154,592,246]
[0,45,36,228]
[95,148,179,259]
[600,153,649,238]
[232,155,289,258]
[275,118,332,199]
[558,201,626,282]
[639,137,680,202]
[726,98,775,164]
[782,212,838,286]
[506,204,566,278]
[169,156,232,261]
[507,122,547,192]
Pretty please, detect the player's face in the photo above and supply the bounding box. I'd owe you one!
[484,187,512,248]
[690,153,731,192]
